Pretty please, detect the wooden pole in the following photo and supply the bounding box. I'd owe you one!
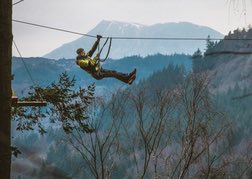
[0,0,12,178]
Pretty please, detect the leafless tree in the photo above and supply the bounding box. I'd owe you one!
[66,90,129,179]
[122,87,176,179]
[227,0,252,26]
[164,73,233,179]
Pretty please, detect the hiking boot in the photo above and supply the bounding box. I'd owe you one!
[129,68,137,77]
[128,74,136,85]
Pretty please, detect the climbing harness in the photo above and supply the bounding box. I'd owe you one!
[97,37,112,63]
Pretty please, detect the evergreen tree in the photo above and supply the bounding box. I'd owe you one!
[192,48,204,73]
[13,72,95,135]
[205,35,215,52]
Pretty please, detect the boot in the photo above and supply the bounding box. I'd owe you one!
[129,68,137,76]
[128,74,136,85]
[127,69,136,85]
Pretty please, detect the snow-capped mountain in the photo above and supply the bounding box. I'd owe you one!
[44,20,224,60]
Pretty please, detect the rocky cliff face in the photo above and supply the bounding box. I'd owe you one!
[193,28,252,94]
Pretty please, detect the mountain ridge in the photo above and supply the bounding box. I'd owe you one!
[43,20,223,60]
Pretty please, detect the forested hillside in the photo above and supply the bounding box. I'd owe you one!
[193,27,252,93]
[11,28,252,179]
[12,63,252,178]
[12,54,191,95]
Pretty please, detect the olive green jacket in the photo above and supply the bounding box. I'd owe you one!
[76,39,101,73]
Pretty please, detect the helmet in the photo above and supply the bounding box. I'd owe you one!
[76,48,84,54]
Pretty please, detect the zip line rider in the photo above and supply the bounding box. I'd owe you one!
[76,35,136,84]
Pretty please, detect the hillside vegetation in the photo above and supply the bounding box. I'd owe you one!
[11,28,252,178]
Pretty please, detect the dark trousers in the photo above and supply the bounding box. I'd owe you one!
[91,68,130,83]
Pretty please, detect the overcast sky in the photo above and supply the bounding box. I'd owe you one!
[12,0,252,57]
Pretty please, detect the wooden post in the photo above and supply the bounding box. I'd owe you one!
[0,0,12,178]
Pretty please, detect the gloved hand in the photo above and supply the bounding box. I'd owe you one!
[97,35,102,39]
[95,53,100,58]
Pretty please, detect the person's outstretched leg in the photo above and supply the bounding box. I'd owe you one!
[92,68,136,84]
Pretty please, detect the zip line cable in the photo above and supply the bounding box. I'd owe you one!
[13,19,96,38]
[13,40,36,86]
[205,51,252,56]
[12,19,252,56]
[232,92,252,100]
[13,19,252,41]
[13,40,44,100]
[13,0,24,6]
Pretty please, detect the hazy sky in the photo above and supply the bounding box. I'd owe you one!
[12,0,252,57]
